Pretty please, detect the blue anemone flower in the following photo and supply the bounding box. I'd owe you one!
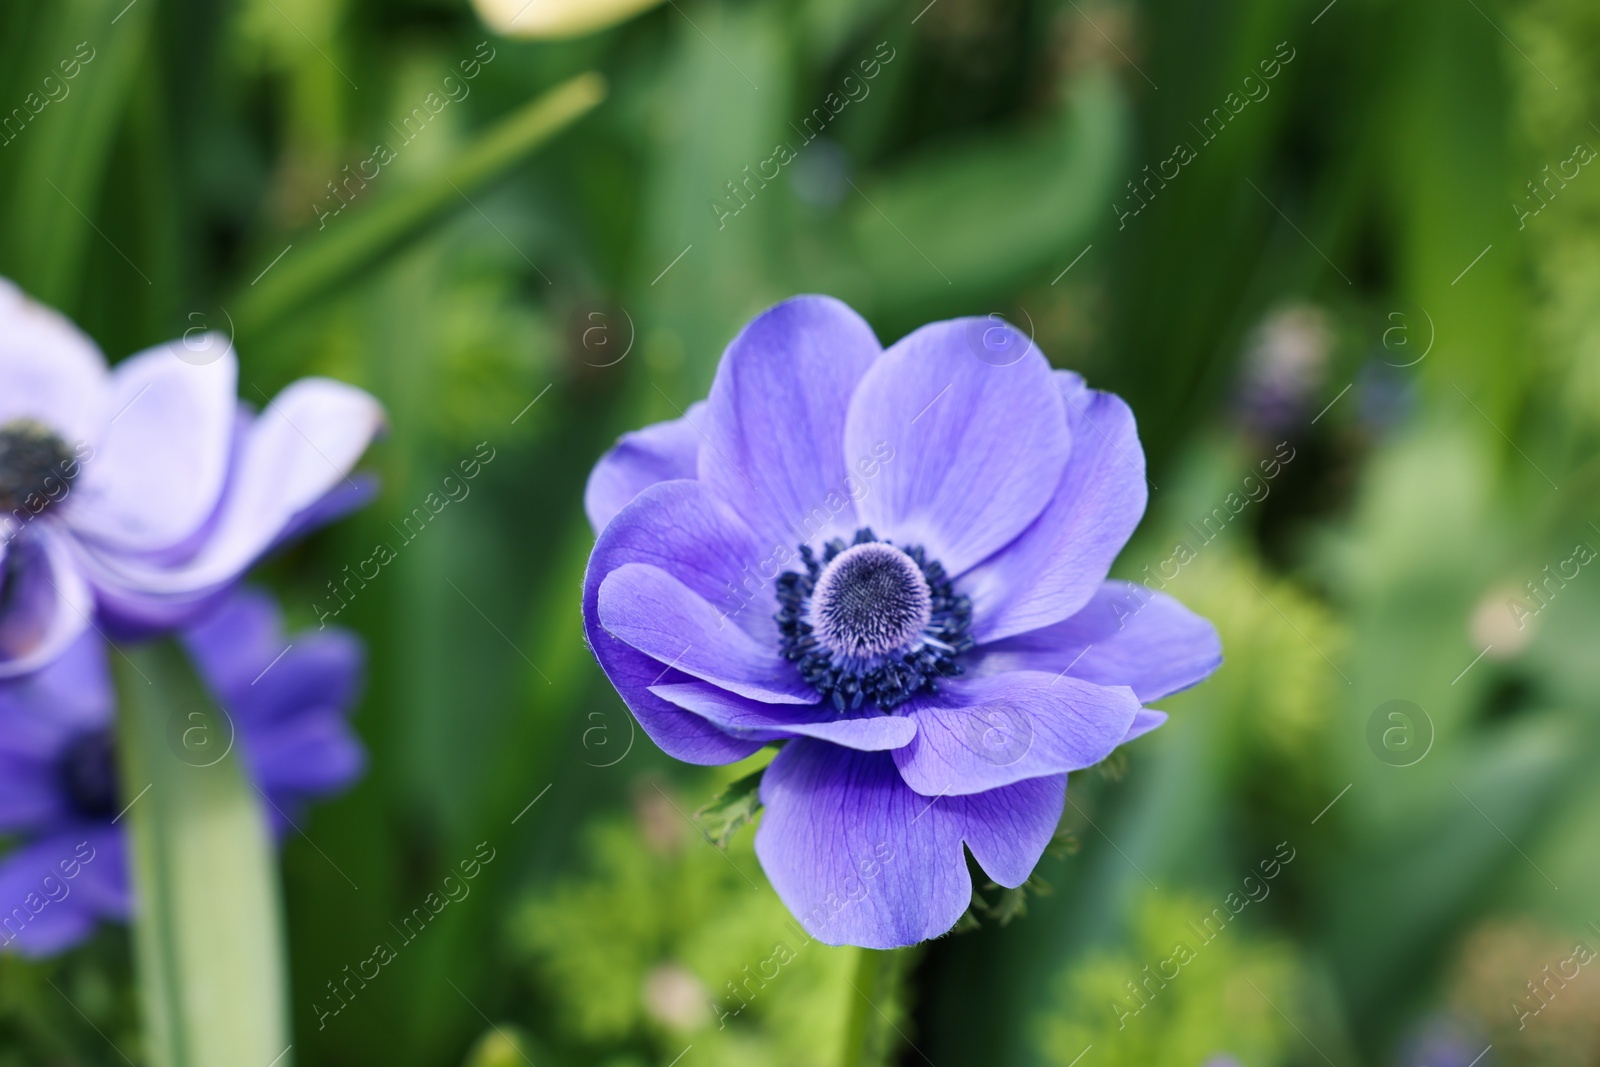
[0,588,365,956]
[582,296,1222,948]
[0,277,383,679]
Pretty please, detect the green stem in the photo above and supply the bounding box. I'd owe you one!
[838,947,915,1067]
[838,953,876,1067]
[114,641,292,1067]
[230,71,606,336]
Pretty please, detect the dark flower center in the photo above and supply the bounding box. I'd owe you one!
[57,729,120,821]
[776,528,973,712]
[0,419,77,515]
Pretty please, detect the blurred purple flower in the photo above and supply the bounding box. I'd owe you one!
[0,277,384,678]
[582,296,1221,948]
[1398,1016,1490,1067]
[0,588,365,956]
[1234,303,1331,434]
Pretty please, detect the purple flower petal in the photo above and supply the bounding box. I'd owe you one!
[268,473,380,554]
[1121,708,1167,743]
[585,401,707,534]
[0,837,101,956]
[75,378,384,611]
[651,680,915,750]
[68,339,237,554]
[698,296,881,554]
[963,373,1147,643]
[757,742,966,948]
[0,529,94,680]
[0,827,126,958]
[583,480,783,765]
[0,632,111,832]
[181,586,292,698]
[0,278,110,448]
[891,670,1139,796]
[969,580,1221,703]
[959,771,1067,886]
[583,473,781,641]
[755,740,1065,947]
[65,825,129,915]
[844,319,1069,574]
[240,710,367,800]
[238,632,364,730]
[0,750,66,831]
[186,590,364,727]
[180,587,366,803]
[0,626,112,734]
[597,562,814,704]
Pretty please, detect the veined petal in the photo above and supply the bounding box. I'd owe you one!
[651,680,915,751]
[961,772,1068,887]
[891,670,1139,796]
[69,337,238,553]
[585,401,707,533]
[844,319,1069,575]
[597,562,814,704]
[584,480,788,765]
[699,296,882,554]
[755,741,1065,948]
[582,475,780,644]
[963,372,1148,642]
[969,580,1221,703]
[1122,708,1168,744]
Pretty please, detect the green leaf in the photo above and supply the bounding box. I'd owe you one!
[113,640,291,1067]
[231,72,607,336]
[692,766,765,848]
[815,69,1127,314]
[0,0,156,310]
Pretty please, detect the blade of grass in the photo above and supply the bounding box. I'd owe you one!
[231,72,606,336]
[0,0,156,310]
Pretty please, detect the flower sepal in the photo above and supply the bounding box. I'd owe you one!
[691,764,767,849]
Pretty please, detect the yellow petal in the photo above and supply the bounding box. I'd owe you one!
[471,0,665,39]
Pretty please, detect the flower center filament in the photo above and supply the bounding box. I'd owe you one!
[813,542,933,658]
[0,419,77,514]
[57,729,120,821]
[776,529,973,712]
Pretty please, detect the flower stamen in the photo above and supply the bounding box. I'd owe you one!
[57,729,120,821]
[0,419,77,515]
[775,528,973,712]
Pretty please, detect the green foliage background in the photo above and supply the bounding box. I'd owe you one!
[4,0,1600,1063]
